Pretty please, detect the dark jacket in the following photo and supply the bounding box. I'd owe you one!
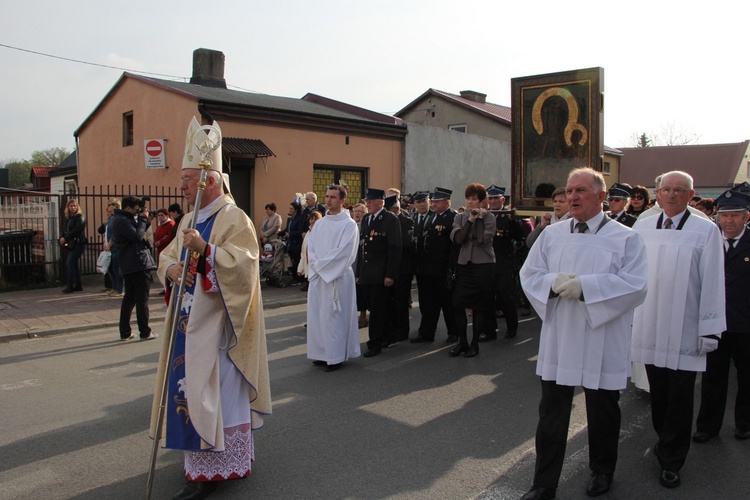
[357,209,402,284]
[280,214,304,253]
[111,209,156,275]
[725,230,750,333]
[397,212,416,275]
[492,213,522,271]
[417,209,458,277]
[413,209,434,256]
[62,213,86,246]
[610,211,638,228]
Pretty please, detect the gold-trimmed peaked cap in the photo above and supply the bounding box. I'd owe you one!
[182,116,222,172]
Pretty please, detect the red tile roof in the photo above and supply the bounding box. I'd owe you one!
[30,166,60,179]
[618,142,749,188]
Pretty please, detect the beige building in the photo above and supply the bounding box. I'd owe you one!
[74,48,406,234]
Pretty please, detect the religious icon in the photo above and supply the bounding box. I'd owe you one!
[512,68,604,210]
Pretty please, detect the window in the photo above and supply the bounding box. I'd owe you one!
[448,124,467,133]
[313,165,367,203]
[123,111,134,147]
[602,161,611,175]
[746,161,750,177]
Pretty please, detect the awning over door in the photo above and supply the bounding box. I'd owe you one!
[222,137,276,157]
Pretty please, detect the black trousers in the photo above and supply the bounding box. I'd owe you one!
[393,273,413,340]
[362,283,395,351]
[532,380,621,489]
[486,268,519,334]
[120,270,152,338]
[696,331,750,434]
[415,273,457,340]
[645,365,696,472]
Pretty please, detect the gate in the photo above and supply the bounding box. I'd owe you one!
[0,185,183,291]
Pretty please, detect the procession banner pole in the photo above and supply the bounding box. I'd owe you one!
[145,126,221,500]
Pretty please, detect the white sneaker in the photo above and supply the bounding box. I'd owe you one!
[120,334,137,341]
[140,333,159,341]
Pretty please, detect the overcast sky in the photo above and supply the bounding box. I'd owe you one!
[1,0,747,162]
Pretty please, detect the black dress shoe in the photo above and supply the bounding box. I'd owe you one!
[463,346,478,358]
[735,428,750,440]
[363,349,380,358]
[659,469,680,488]
[381,340,396,348]
[449,344,468,357]
[692,430,716,443]
[410,335,434,343]
[586,472,612,496]
[505,330,517,338]
[312,360,327,366]
[520,486,556,500]
[478,332,497,342]
[62,287,74,294]
[173,480,218,500]
[445,335,458,343]
[73,285,83,291]
[325,363,342,372]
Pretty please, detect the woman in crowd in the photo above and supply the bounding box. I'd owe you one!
[152,208,175,258]
[298,209,323,284]
[59,199,87,293]
[351,203,369,327]
[449,183,496,358]
[626,185,650,217]
[102,198,124,296]
[695,197,715,218]
[260,202,282,244]
[279,199,305,285]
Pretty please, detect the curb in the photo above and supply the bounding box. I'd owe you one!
[2,294,309,343]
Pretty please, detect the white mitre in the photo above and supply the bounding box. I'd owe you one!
[182,116,222,172]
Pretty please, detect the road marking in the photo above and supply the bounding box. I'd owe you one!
[1,379,41,391]
[89,362,149,375]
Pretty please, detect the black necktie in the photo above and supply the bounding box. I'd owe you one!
[576,222,588,234]
[610,213,617,219]
[727,238,736,253]
[418,214,424,228]
[663,218,673,230]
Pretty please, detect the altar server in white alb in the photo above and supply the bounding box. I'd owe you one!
[150,117,272,500]
[306,184,361,372]
[631,170,725,490]
[519,167,648,500]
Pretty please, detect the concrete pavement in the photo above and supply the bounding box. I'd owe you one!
[0,273,308,343]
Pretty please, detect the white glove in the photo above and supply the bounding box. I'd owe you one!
[698,337,719,355]
[552,272,576,294]
[557,275,583,300]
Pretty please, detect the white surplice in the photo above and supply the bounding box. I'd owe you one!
[631,213,726,372]
[306,209,361,364]
[520,216,648,390]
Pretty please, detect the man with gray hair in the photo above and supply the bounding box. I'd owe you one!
[520,167,648,499]
[638,174,709,221]
[632,170,726,489]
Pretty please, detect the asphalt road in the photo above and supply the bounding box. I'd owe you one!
[0,303,747,499]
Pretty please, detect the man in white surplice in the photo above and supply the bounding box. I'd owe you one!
[519,167,648,500]
[306,184,361,371]
[631,170,725,489]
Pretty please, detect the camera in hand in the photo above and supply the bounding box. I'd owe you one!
[137,195,151,214]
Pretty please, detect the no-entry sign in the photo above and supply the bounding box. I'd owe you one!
[143,139,166,169]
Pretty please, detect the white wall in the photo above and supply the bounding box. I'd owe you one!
[403,123,511,202]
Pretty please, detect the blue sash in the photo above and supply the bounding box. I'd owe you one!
[165,213,219,450]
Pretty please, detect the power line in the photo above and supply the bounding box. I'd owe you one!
[0,42,188,80]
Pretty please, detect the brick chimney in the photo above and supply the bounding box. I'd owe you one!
[459,90,487,104]
[190,48,226,88]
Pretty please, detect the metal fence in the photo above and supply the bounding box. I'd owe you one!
[0,185,183,291]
